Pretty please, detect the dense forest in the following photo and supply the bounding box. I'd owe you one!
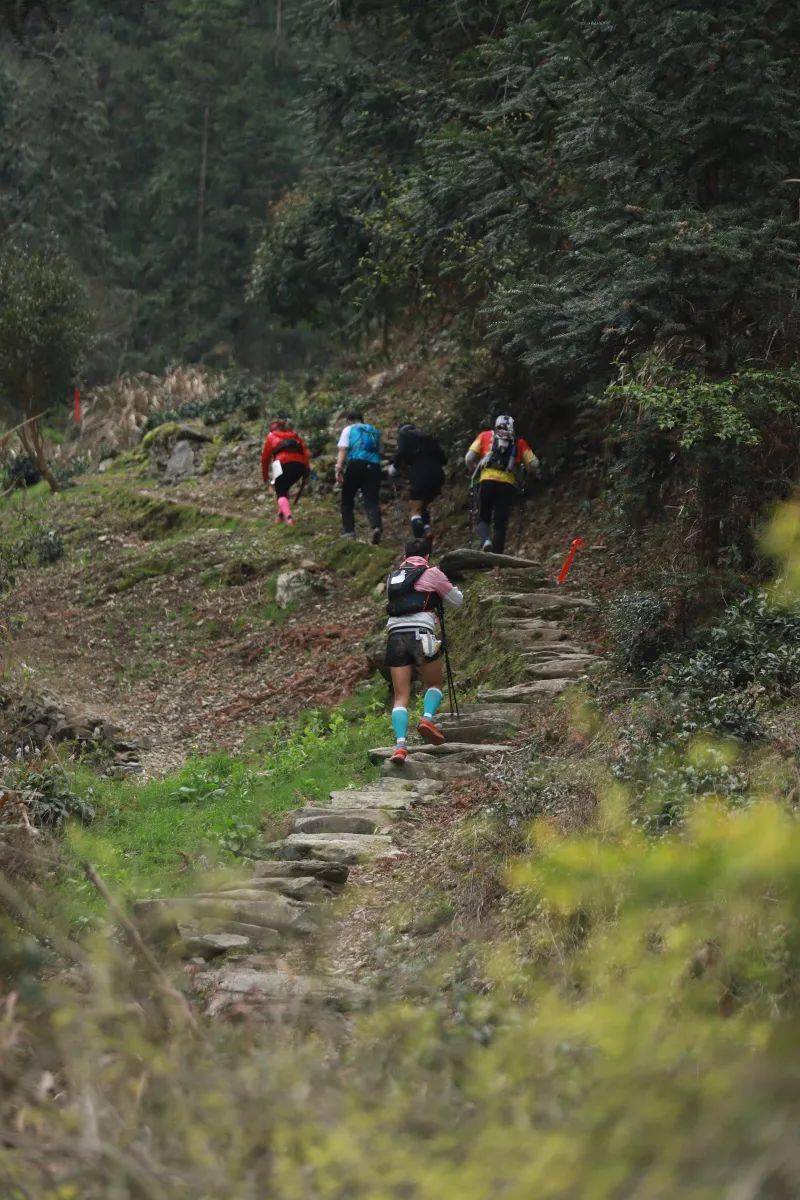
[0,0,301,372]
[5,0,800,554]
[4,4,800,1198]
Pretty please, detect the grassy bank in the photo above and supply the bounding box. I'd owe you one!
[55,685,387,918]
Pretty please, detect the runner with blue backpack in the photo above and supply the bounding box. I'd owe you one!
[335,409,384,544]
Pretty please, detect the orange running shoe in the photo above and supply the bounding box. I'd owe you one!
[417,717,445,746]
[390,745,408,765]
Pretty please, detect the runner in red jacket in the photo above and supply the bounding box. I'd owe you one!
[260,416,311,525]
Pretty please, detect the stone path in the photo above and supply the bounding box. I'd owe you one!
[135,555,602,1018]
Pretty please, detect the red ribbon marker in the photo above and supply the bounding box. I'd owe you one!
[73,387,82,425]
[556,537,585,584]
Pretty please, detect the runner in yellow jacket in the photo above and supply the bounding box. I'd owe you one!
[464,415,538,552]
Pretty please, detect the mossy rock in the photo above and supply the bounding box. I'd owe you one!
[141,422,213,450]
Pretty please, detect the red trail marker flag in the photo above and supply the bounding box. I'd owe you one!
[556,537,585,584]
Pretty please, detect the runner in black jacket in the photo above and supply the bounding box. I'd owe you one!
[387,423,447,542]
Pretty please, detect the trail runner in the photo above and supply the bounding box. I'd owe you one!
[335,409,383,544]
[464,414,538,552]
[384,538,464,766]
[260,415,311,526]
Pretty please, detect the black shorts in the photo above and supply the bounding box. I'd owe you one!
[274,461,307,496]
[408,459,445,504]
[385,629,442,668]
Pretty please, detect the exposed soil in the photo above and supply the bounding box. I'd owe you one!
[1,472,389,776]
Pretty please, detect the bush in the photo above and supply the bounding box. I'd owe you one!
[600,363,800,562]
[0,516,64,593]
[143,376,265,431]
[658,591,800,740]
[8,761,96,829]
[1,454,41,490]
[605,590,668,670]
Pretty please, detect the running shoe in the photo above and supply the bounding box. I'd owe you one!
[389,745,408,765]
[417,718,445,746]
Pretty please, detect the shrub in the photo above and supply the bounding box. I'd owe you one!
[605,590,668,670]
[143,376,265,431]
[0,515,64,593]
[600,362,800,561]
[1,453,41,490]
[9,761,96,829]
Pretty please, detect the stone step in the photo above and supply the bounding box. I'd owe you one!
[381,757,481,783]
[491,592,597,616]
[189,919,283,951]
[445,701,527,723]
[289,809,396,835]
[495,623,573,643]
[328,788,419,812]
[477,679,572,703]
[179,930,251,959]
[520,645,591,661]
[369,742,510,764]
[524,656,603,679]
[203,967,367,1017]
[196,881,331,904]
[434,716,517,744]
[263,832,401,864]
[438,548,544,579]
[250,859,349,887]
[203,875,337,901]
[135,895,317,936]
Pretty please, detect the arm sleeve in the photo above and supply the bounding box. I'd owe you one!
[337,427,351,450]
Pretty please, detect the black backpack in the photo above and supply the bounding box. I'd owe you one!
[485,429,516,472]
[398,426,447,466]
[386,564,433,617]
[275,433,304,456]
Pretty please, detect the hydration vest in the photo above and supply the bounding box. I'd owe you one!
[386,564,435,617]
[274,432,305,457]
[348,423,381,463]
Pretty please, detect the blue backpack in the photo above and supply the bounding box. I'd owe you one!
[348,423,381,464]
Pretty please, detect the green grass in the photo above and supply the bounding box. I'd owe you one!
[58,684,388,919]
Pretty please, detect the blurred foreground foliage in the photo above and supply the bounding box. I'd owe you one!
[3,794,800,1197]
[3,506,800,1196]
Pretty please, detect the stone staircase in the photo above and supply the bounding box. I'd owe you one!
[135,553,602,1018]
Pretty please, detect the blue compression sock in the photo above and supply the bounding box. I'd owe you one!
[391,706,409,745]
[422,688,443,720]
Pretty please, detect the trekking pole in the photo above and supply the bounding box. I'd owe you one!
[437,601,460,719]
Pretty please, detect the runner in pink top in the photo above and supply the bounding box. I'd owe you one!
[383,538,464,765]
